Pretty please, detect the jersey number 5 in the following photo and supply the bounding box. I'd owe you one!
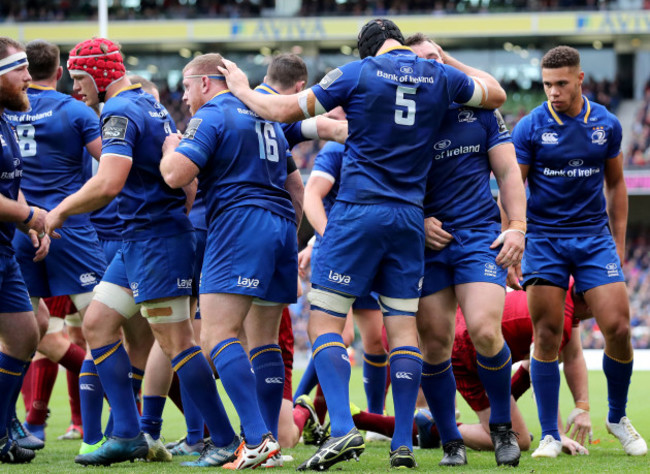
[255,121,279,162]
[394,86,417,126]
[16,124,37,157]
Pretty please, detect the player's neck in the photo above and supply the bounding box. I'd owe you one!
[375,39,403,56]
[30,79,56,89]
[105,77,131,101]
[565,94,585,118]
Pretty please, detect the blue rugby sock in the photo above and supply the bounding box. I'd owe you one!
[530,356,561,440]
[210,339,266,445]
[131,366,145,410]
[293,357,318,403]
[477,343,512,425]
[363,352,388,415]
[389,347,422,451]
[180,383,204,445]
[140,395,166,440]
[79,359,106,444]
[250,344,284,440]
[91,340,140,439]
[603,352,633,423]
[421,360,462,445]
[0,352,27,435]
[173,346,236,447]
[312,333,354,437]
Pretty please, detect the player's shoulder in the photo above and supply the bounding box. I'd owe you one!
[587,99,620,126]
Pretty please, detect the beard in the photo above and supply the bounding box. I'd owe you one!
[0,75,29,112]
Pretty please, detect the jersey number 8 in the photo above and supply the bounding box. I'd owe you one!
[16,124,37,157]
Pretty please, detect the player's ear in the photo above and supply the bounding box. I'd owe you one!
[295,80,306,93]
[56,66,63,81]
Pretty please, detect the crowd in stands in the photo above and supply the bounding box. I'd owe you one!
[0,0,636,22]
[627,79,650,168]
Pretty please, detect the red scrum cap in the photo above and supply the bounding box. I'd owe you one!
[67,38,125,100]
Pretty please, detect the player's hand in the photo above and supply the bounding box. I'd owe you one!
[162,132,183,155]
[44,208,64,239]
[28,230,50,262]
[561,433,589,455]
[23,206,47,235]
[491,229,525,268]
[424,217,452,250]
[218,59,251,96]
[506,265,523,290]
[566,407,592,446]
[298,245,313,280]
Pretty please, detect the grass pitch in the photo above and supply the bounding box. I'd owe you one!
[8,368,650,472]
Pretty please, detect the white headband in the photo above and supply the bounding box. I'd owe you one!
[0,52,28,76]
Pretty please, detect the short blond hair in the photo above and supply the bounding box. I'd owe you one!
[183,53,225,76]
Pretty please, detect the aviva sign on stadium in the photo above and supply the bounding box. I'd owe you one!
[4,11,650,45]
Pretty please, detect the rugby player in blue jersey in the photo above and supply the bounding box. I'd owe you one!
[45,38,237,467]
[0,36,49,464]
[219,18,506,469]
[161,52,298,469]
[405,33,526,467]
[6,39,107,447]
[512,45,647,458]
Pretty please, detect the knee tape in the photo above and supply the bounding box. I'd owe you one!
[70,291,94,312]
[65,312,82,328]
[378,295,419,316]
[307,288,354,316]
[252,298,282,307]
[93,281,140,319]
[46,316,65,335]
[140,296,190,324]
[30,297,39,314]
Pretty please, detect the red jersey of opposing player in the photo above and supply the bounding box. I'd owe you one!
[452,288,580,412]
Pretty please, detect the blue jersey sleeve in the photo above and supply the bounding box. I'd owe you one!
[100,98,139,159]
[311,61,361,112]
[442,65,475,106]
[484,110,512,150]
[68,100,101,146]
[607,116,623,159]
[313,142,344,181]
[512,115,533,165]
[281,122,305,149]
[175,109,222,170]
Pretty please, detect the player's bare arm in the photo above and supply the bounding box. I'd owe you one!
[604,152,628,263]
[160,134,200,189]
[303,175,333,238]
[489,142,526,268]
[285,169,304,226]
[219,59,321,123]
[45,155,131,235]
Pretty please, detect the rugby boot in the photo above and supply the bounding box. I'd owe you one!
[74,432,148,466]
[296,427,365,471]
[490,422,520,466]
[439,439,467,466]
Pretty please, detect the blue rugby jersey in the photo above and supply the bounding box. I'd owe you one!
[311,141,345,219]
[0,116,22,255]
[5,85,100,227]
[175,90,296,226]
[82,149,123,241]
[424,106,510,230]
[310,47,476,208]
[512,97,622,236]
[256,83,307,149]
[100,85,192,240]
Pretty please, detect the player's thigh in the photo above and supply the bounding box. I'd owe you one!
[584,281,630,338]
[456,282,506,346]
[417,286,457,346]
